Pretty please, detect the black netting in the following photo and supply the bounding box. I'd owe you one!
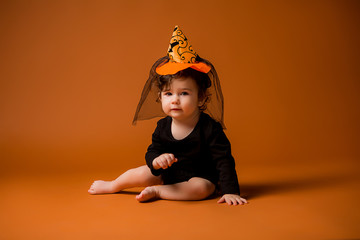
[132,56,225,128]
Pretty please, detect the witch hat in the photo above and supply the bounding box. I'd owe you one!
[133,26,225,128]
[156,26,211,75]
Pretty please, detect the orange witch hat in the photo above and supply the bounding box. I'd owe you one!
[156,26,211,75]
[133,26,225,128]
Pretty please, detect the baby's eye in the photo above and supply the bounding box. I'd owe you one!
[163,92,172,96]
[180,92,189,96]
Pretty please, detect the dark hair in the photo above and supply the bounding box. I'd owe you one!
[157,67,212,110]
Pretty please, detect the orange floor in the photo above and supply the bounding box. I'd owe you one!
[1,160,359,240]
[1,1,359,239]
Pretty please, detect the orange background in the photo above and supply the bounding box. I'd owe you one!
[1,1,359,239]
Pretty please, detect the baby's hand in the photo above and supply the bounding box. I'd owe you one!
[217,194,248,206]
[153,153,178,170]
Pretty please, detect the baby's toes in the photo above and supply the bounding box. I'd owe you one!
[88,188,96,194]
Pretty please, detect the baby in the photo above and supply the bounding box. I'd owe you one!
[88,26,247,205]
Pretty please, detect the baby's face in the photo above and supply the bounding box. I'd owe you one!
[160,77,202,121]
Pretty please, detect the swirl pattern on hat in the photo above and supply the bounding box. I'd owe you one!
[168,26,198,64]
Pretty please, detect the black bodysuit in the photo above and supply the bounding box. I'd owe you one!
[145,113,240,195]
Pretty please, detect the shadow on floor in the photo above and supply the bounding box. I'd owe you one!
[114,190,140,195]
[240,171,358,199]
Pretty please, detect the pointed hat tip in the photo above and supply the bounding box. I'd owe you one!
[167,25,197,63]
[156,25,211,75]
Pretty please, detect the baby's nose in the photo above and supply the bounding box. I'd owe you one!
[171,95,180,103]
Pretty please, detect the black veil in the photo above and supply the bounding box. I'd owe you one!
[132,56,225,128]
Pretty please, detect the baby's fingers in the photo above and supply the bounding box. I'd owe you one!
[158,159,168,169]
[165,154,174,166]
[225,197,233,205]
[232,197,247,205]
[165,154,177,167]
[168,157,178,166]
[217,196,225,204]
[240,197,248,204]
[218,194,248,206]
[160,155,171,168]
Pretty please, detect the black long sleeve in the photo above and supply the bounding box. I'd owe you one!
[145,121,165,176]
[207,122,240,194]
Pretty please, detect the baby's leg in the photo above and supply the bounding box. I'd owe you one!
[88,165,162,194]
[136,177,215,202]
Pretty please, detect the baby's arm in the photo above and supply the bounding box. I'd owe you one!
[152,153,178,170]
[207,122,247,206]
[217,194,248,206]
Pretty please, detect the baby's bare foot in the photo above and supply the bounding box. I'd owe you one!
[88,180,115,194]
[136,186,159,202]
